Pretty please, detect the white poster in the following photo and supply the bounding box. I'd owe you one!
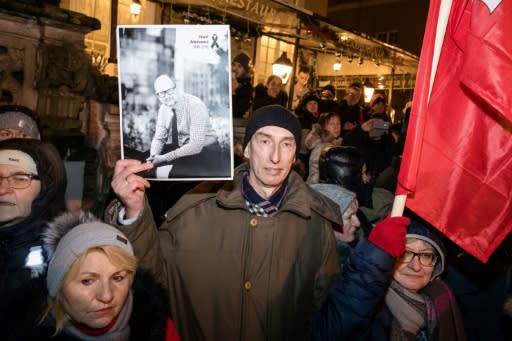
[117,25,233,180]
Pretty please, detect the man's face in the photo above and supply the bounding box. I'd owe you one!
[267,77,282,98]
[244,126,296,199]
[232,61,245,78]
[320,90,334,102]
[296,72,309,86]
[156,80,177,107]
[346,87,361,105]
[0,129,35,141]
[305,100,318,113]
[0,164,41,227]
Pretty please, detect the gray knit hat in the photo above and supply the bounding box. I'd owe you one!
[310,183,356,214]
[44,211,134,298]
[0,106,40,139]
[243,105,301,155]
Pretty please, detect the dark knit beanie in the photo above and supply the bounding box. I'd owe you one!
[407,218,446,280]
[243,105,301,155]
[233,53,251,72]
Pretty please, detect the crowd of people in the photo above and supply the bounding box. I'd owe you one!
[0,55,511,341]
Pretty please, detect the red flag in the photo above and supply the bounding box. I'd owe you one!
[397,0,512,262]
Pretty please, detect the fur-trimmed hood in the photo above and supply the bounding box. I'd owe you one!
[305,123,341,150]
[42,210,97,260]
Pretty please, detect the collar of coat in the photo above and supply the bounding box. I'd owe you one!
[165,163,342,225]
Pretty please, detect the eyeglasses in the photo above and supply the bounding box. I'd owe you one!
[157,88,176,98]
[398,250,438,267]
[0,173,40,189]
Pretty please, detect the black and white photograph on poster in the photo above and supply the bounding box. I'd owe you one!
[117,25,233,180]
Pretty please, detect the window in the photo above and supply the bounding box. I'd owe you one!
[376,30,399,45]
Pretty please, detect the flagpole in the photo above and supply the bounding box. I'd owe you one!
[391,194,407,217]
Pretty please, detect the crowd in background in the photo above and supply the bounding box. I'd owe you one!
[0,51,511,340]
[231,52,405,194]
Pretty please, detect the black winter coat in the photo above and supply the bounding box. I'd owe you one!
[0,139,68,340]
[232,76,253,118]
[0,217,49,340]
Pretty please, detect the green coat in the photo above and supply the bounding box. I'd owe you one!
[359,187,394,223]
[106,164,341,341]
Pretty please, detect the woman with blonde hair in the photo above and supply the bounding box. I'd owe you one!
[37,211,180,340]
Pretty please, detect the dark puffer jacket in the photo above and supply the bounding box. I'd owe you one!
[0,138,67,340]
[312,239,396,340]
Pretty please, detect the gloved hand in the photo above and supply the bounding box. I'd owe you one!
[368,216,410,257]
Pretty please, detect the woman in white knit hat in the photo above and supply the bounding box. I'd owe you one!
[39,211,180,341]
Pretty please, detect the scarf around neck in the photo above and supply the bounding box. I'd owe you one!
[385,280,435,341]
[62,290,133,341]
[242,172,288,217]
[385,279,467,341]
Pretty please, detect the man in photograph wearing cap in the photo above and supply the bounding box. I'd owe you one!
[0,105,41,141]
[106,104,345,340]
[146,74,229,178]
[231,52,253,119]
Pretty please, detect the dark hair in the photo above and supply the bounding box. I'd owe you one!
[322,84,336,95]
[319,145,363,190]
[300,93,319,106]
[372,97,386,106]
[266,75,282,85]
[348,82,362,90]
[298,65,310,74]
[0,138,66,221]
[318,112,340,128]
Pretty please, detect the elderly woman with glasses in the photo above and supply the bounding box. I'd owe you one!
[0,138,67,338]
[370,218,467,341]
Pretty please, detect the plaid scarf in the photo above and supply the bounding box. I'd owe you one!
[242,173,288,217]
